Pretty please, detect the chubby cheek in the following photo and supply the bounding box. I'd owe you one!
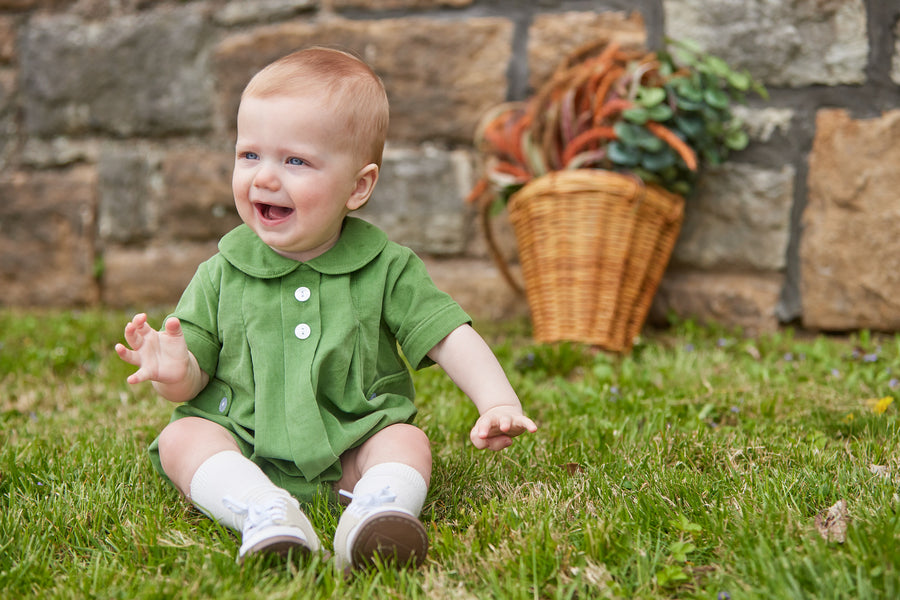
[231,173,250,208]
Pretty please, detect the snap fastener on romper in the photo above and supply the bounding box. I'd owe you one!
[218,397,228,413]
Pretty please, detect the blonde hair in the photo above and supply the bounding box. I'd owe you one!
[242,47,389,167]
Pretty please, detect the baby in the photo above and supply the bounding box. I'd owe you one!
[115,47,537,570]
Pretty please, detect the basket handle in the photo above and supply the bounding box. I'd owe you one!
[478,193,525,296]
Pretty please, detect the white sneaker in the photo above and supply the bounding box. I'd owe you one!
[333,486,428,571]
[223,495,320,561]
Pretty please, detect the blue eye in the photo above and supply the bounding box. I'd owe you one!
[287,157,305,166]
[241,151,259,160]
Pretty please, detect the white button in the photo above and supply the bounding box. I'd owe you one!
[218,397,228,413]
[294,287,311,302]
[294,323,311,339]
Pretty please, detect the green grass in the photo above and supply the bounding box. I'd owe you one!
[2,309,899,599]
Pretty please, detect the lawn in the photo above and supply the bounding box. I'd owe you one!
[1,308,898,599]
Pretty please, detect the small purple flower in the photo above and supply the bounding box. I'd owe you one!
[685,343,695,352]
[864,353,878,363]
[718,592,732,600]
[784,352,794,362]
[831,368,841,377]
[730,406,740,413]
[717,338,728,347]
[610,385,620,396]
[890,378,899,389]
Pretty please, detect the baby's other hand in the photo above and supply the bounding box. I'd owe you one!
[114,314,192,386]
[469,405,538,451]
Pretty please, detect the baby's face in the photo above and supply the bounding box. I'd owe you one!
[232,94,370,262]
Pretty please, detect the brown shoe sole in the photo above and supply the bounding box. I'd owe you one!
[350,510,428,569]
[244,535,312,559]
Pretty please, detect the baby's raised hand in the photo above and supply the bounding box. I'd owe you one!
[469,405,538,451]
[115,314,192,386]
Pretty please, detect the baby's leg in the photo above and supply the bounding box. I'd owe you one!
[157,417,320,560]
[334,423,431,570]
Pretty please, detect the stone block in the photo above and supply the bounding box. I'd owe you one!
[358,145,473,255]
[160,146,241,241]
[527,11,647,90]
[101,242,219,309]
[673,163,795,271]
[892,19,900,85]
[0,167,98,306]
[731,106,795,144]
[213,16,512,143]
[0,17,15,64]
[0,68,15,171]
[214,0,316,26]
[420,257,529,322]
[22,138,100,169]
[663,0,868,86]
[0,0,38,8]
[97,145,159,244]
[650,270,784,334]
[800,109,900,331]
[20,10,214,137]
[331,0,472,8]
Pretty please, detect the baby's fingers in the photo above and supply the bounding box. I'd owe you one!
[115,342,140,366]
[512,415,539,435]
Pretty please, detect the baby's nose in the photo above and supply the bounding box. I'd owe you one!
[253,163,282,190]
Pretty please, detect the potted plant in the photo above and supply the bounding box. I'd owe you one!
[468,38,766,352]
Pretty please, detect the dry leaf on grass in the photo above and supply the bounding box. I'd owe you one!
[815,500,848,543]
[868,464,890,479]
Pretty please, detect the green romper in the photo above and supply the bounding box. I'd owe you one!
[148,217,471,502]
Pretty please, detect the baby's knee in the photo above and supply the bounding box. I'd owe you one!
[388,423,431,454]
[157,417,231,458]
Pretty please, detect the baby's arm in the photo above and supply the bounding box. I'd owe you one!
[115,313,209,403]
[428,324,537,451]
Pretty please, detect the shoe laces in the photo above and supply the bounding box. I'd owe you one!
[222,495,288,535]
[339,485,396,515]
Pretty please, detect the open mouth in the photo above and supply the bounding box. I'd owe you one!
[255,203,294,222]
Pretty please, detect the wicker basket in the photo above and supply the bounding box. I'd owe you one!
[492,169,684,352]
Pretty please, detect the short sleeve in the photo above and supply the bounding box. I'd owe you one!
[169,260,223,377]
[383,248,471,370]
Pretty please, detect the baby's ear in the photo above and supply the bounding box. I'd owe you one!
[346,163,379,211]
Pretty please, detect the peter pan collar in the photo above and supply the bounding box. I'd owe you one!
[218,217,389,279]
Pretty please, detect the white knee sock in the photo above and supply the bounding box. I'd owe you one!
[188,450,296,531]
[347,462,428,516]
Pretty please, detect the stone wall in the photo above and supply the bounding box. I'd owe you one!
[1,0,899,335]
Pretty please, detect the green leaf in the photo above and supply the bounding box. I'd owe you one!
[727,70,751,91]
[616,122,664,152]
[638,135,665,153]
[704,55,732,78]
[674,115,705,138]
[607,141,641,166]
[672,78,703,102]
[637,86,667,107]
[647,104,674,122]
[704,88,731,109]
[670,514,703,533]
[671,37,705,55]
[669,540,697,562]
[613,122,640,146]
[641,148,676,170]
[724,128,749,150]
[623,107,649,124]
[656,564,690,587]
